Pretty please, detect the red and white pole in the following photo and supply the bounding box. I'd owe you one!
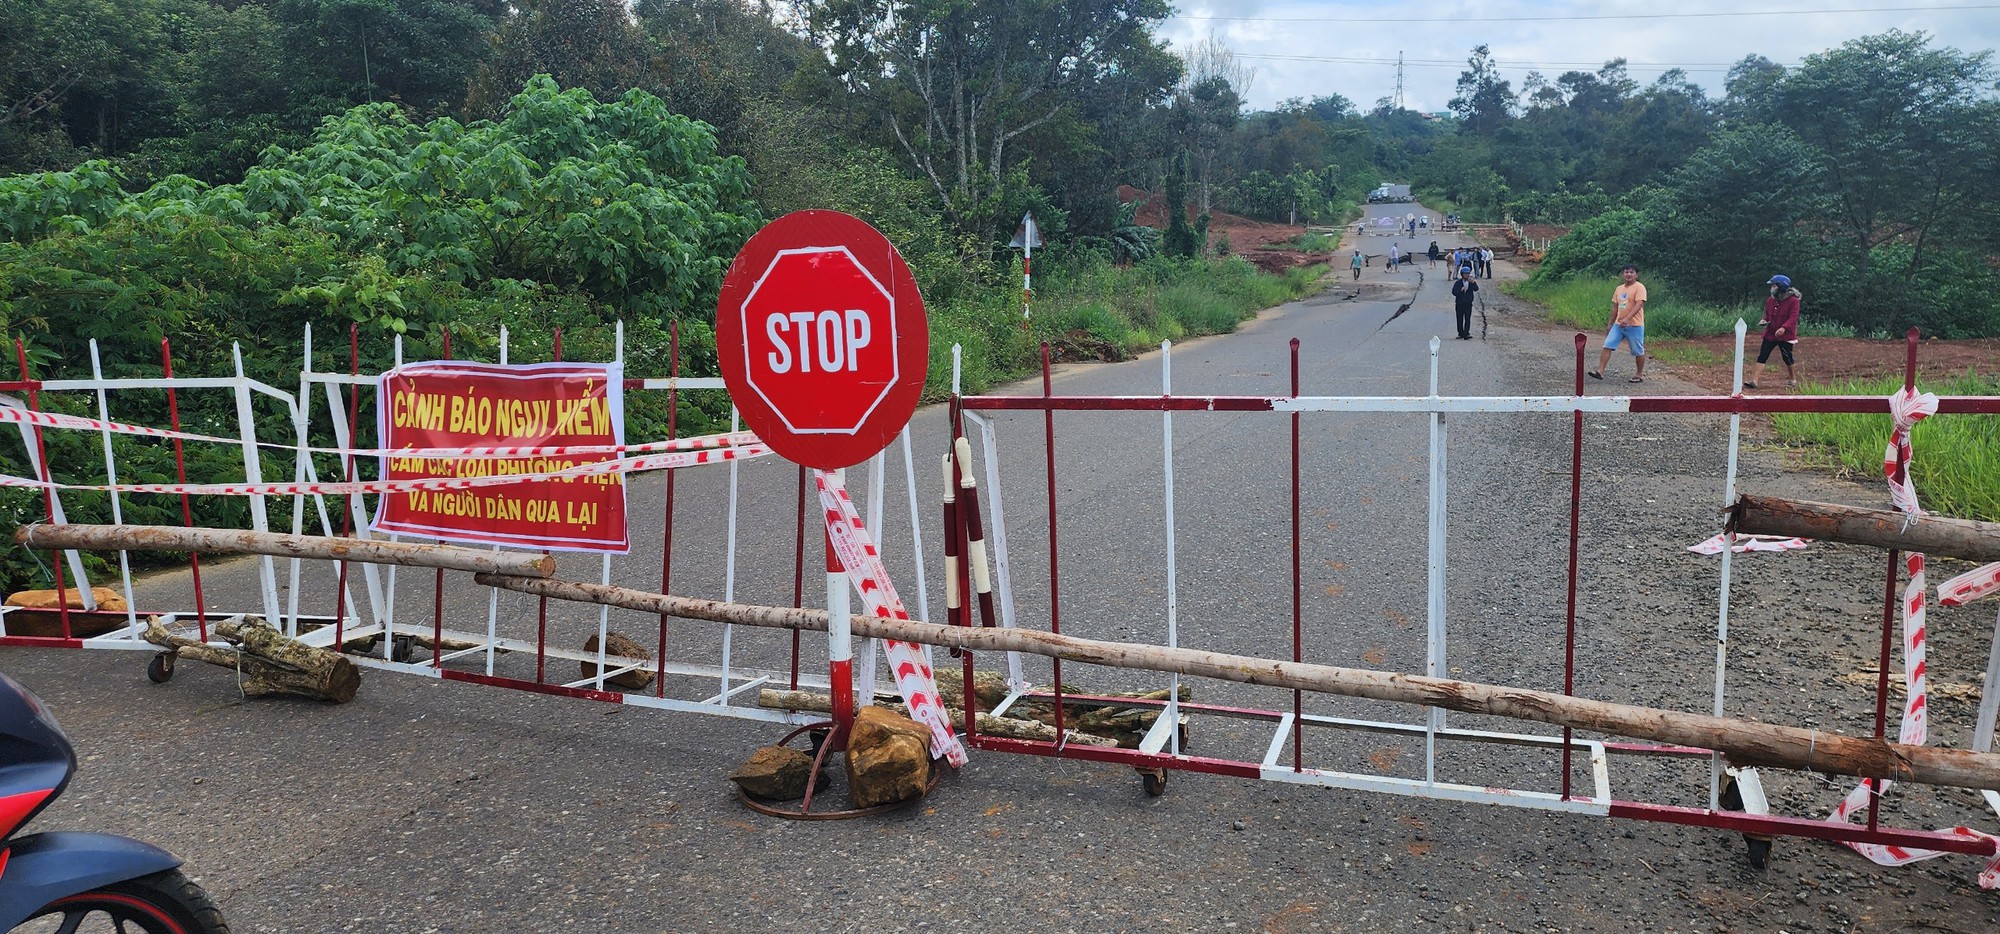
[826,466,855,745]
[1020,242,1033,327]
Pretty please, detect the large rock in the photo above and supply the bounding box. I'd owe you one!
[845,705,934,808]
[729,745,817,801]
[580,631,655,690]
[6,587,127,612]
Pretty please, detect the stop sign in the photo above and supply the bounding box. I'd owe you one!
[716,211,928,469]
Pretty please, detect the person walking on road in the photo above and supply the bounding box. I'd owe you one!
[1351,249,1365,281]
[1451,266,1479,340]
[1748,274,1801,390]
[1388,243,1401,273]
[1590,265,1649,383]
[1480,247,1494,279]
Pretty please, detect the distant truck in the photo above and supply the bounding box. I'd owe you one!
[1367,183,1413,204]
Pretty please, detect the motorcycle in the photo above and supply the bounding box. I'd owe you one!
[0,671,228,933]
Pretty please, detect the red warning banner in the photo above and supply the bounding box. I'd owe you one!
[371,361,629,552]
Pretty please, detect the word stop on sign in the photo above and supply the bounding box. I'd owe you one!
[718,211,927,470]
[765,309,873,374]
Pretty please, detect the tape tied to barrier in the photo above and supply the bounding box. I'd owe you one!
[0,401,760,460]
[1824,389,2000,887]
[0,433,769,497]
[815,469,968,767]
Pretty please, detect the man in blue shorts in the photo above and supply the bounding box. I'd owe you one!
[1589,265,1648,383]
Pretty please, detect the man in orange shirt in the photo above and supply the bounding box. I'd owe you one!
[1589,265,1648,383]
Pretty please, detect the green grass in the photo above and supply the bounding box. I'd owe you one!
[1503,276,1748,338]
[1505,276,1859,339]
[1294,232,1339,252]
[1772,373,2000,522]
[1647,344,1721,366]
[924,256,1328,397]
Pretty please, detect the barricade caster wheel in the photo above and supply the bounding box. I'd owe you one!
[390,634,416,663]
[1717,774,1773,870]
[1138,768,1167,797]
[1745,836,1773,870]
[146,651,175,684]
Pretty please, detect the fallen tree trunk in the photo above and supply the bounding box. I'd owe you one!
[17,525,555,578]
[932,669,1186,747]
[144,616,361,703]
[476,571,2000,792]
[757,689,1120,748]
[1732,494,2000,563]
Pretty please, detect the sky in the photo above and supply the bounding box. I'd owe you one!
[1156,1,2000,112]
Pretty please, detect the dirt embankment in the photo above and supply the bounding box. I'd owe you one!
[1667,334,1999,393]
[1117,185,1331,274]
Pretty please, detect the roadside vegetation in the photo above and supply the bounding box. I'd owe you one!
[5,3,1993,585]
[1773,375,2000,522]
[1502,278,1855,339]
[1502,32,2000,340]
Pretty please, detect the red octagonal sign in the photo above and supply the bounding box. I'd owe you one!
[716,211,928,470]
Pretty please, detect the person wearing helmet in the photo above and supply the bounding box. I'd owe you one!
[1748,274,1800,390]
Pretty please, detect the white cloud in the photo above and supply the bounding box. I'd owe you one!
[1159,1,2000,112]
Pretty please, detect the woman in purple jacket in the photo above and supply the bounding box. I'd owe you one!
[1747,274,1800,390]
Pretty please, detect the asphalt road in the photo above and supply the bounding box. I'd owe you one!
[6,202,1999,932]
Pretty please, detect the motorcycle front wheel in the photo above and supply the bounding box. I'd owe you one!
[13,869,228,934]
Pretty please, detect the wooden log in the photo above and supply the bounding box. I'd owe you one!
[476,571,2000,792]
[756,689,1120,748]
[17,525,556,578]
[144,616,361,703]
[1732,493,2000,563]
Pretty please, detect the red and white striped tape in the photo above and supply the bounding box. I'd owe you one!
[815,469,967,767]
[0,402,759,460]
[1938,563,2000,608]
[0,436,769,497]
[1687,532,1810,555]
[1825,389,2000,886]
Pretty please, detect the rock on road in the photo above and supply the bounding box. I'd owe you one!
[5,203,1998,931]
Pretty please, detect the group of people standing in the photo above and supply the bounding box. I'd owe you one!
[1429,243,1492,277]
[1348,240,1494,280]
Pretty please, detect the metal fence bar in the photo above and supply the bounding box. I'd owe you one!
[86,341,135,627]
[1424,337,1448,784]
[1710,320,1749,810]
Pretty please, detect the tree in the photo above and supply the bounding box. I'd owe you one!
[1172,33,1251,213]
[272,0,496,113]
[1172,75,1242,213]
[1449,45,1515,136]
[1774,31,1999,301]
[1649,125,1831,304]
[1720,55,1786,126]
[1162,150,1198,257]
[0,0,177,171]
[803,0,1178,237]
[1599,69,1714,189]
[466,0,650,116]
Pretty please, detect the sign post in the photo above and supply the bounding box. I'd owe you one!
[1008,212,1042,329]
[717,211,930,746]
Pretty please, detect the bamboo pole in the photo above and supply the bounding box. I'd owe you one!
[475,571,2000,792]
[756,689,1121,748]
[1732,494,2000,563]
[17,525,556,577]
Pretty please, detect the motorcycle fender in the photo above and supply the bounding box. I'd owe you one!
[0,831,183,928]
